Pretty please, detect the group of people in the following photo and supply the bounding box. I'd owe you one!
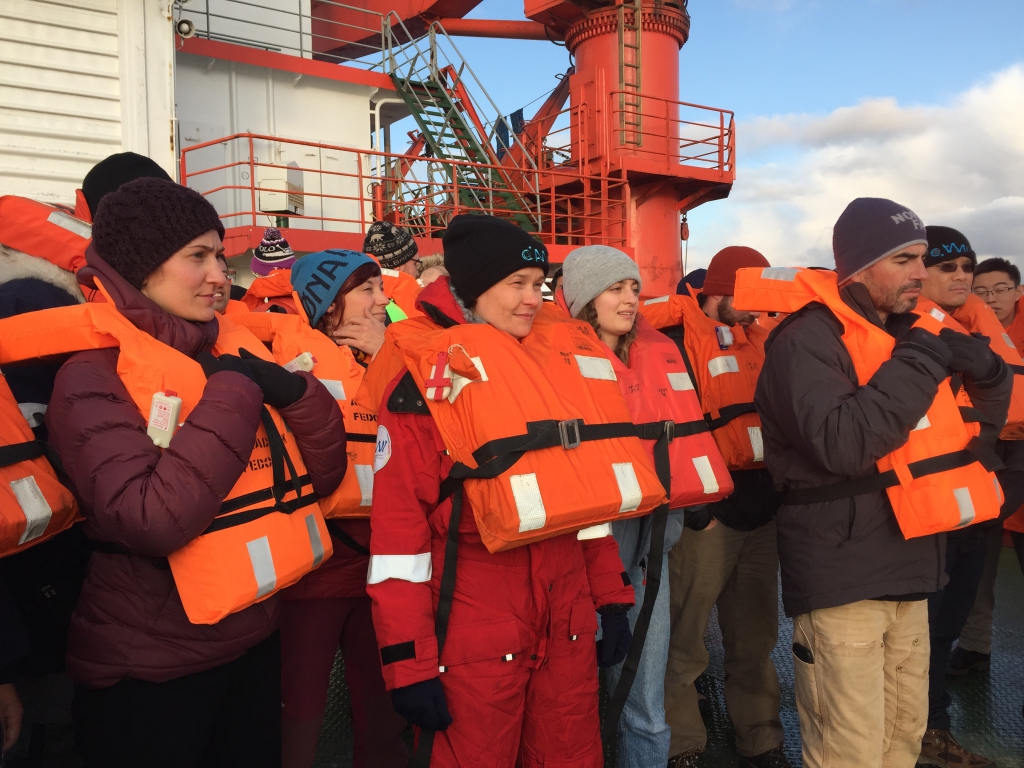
[0,151,1021,768]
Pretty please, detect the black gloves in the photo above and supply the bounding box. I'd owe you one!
[390,677,452,731]
[684,505,714,531]
[939,328,1003,383]
[198,350,307,408]
[596,611,633,668]
[892,327,952,371]
[197,351,255,382]
[238,348,307,408]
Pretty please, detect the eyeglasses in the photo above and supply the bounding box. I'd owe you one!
[973,285,1016,298]
[936,262,974,274]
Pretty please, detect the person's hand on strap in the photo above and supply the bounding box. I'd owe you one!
[238,348,307,408]
[939,328,1003,383]
[390,677,452,731]
[596,609,633,668]
[197,351,256,381]
[891,326,953,371]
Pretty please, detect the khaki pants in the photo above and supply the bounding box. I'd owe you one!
[792,600,929,768]
[956,525,1003,654]
[664,520,783,757]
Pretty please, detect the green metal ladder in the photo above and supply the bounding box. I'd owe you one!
[386,23,539,231]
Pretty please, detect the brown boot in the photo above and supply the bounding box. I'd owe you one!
[918,728,996,767]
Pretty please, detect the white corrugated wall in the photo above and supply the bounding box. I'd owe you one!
[0,0,175,206]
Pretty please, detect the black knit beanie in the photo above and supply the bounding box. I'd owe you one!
[833,197,927,283]
[81,152,172,218]
[92,177,226,289]
[443,215,548,306]
[363,221,418,268]
[924,225,976,268]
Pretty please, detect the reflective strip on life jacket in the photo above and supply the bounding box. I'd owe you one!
[0,298,333,623]
[231,308,378,519]
[733,266,1003,538]
[395,313,666,553]
[0,375,80,557]
[0,195,91,274]
[610,318,734,508]
[639,293,768,471]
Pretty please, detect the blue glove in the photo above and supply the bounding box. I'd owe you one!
[390,677,452,731]
[597,611,633,668]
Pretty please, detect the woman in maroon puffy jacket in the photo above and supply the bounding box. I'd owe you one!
[45,178,346,768]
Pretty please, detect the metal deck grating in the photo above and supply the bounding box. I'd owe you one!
[313,547,1024,768]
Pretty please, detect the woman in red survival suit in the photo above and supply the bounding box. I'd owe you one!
[367,215,637,768]
[280,250,408,768]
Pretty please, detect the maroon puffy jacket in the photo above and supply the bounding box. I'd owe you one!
[46,251,346,687]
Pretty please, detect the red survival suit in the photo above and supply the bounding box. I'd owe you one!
[367,279,635,768]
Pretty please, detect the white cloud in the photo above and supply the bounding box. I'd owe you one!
[684,64,1024,273]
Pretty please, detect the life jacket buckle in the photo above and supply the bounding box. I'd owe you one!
[664,420,675,443]
[558,419,582,450]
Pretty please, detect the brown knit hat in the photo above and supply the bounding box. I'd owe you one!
[703,246,770,296]
[91,177,225,289]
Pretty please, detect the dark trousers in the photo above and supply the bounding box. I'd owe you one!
[927,534,990,730]
[1014,531,1024,574]
[73,632,281,768]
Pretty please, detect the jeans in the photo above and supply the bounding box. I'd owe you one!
[927,531,991,730]
[603,551,672,768]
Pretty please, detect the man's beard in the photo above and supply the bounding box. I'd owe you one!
[864,277,922,315]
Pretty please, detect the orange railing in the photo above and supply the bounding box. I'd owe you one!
[608,91,735,174]
[180,133,631,247]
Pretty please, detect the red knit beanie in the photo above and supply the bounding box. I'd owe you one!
[702,246,770,296]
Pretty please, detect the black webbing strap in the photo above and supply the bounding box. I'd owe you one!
[664,325,703,404]
[602,426,671,743]
[1010,364,1024,375]
[0,440,44,468]
[958,405,1000,446]
[204,408,317,534]
[327,520,371,556]
[704,402,757,431]
[410,484,465,768]
[784,437,1004,505]
[345,433,377,444]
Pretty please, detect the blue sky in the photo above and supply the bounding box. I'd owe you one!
[419,0,1024,268]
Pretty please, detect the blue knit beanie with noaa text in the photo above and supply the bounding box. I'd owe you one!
[290,249,376,327]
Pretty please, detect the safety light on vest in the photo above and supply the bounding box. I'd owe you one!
[715,326,734,350]
[284,352,316,373]
[147,391,182,448]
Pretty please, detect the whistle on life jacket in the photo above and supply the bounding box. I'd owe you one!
[715,326,734,350]
[147,391,182,448]
[284,352,316,373]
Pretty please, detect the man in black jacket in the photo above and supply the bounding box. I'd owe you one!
[755,198,1011,768]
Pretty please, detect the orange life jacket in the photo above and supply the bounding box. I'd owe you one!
[241,270,298,314]
[353,314,436,413]
[611,318,734,508]
[945,294,1024,440]
[639,292,768,471]
[0,295,332,624]
[733,266,1003,538]
[0,195,91,273]
[0,373,80,557]
[381,268,424,318]
[393,312,667,552]
[231,309,377,519]
[995,296,1024,533]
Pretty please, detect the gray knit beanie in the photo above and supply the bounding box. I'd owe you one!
[562,246,642,318]
[833,197,927,283]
